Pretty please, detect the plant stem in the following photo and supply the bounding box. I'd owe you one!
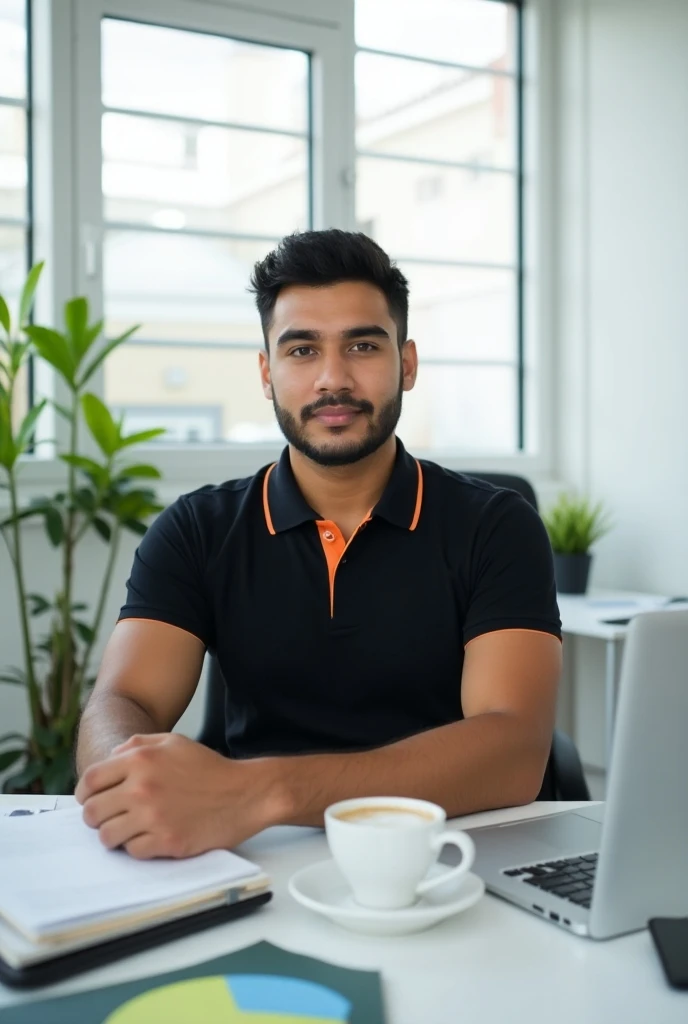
[59,401,78,718]
[7,467,41,725]
[79,519,121,690]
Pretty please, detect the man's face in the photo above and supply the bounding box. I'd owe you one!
[259,281,417,467]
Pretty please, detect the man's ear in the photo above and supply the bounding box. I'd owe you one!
[401,339,418,392]
[258,349,273,400]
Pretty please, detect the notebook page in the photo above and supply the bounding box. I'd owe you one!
[0,806,261,940]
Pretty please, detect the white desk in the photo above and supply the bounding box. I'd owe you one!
[557,589,685,767]
[1,797,684,1023]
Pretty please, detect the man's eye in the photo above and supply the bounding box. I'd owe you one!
[289,346,314,357]
[351,342,378,352]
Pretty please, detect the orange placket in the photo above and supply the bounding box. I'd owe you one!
[316,511,373,618]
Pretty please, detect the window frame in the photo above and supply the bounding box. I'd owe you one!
[16,0,557,502]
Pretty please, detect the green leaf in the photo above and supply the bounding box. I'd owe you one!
[60,453,107,482]
[9,338,31,376]
[122,518,148,536]
[114,463,162,480]
[0,749,25,772]
[0,294,10,337]
[74,620,95,644]
[3,760,43,793]
[26,593,51,616]
[0,667,26,687]
[118,427,167,449]
[64,296,88,358]
[0,398,17,469]
[15,399,47,453]
[81,392,120,456]
[44,505,64,546]
[43,750,75,795]
[24,325,76,386]
[0,732,27,746]
[73,486,97,513]
[18,261,44,327]
[77,325,139,387]
[33,725,61,750]
[92,515,112,542]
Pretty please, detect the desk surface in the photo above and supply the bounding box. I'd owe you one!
[557,588,679,640]
[0,797,684,1023]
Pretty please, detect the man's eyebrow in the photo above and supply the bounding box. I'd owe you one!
[276,328,322,347]
[342,325,391,341]
[275,325,391,346]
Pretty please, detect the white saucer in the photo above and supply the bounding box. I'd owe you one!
[288,859,485,936]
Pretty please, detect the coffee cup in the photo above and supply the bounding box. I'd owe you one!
[324,796,475,910]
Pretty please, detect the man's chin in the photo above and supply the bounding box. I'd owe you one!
[297,439,378,467]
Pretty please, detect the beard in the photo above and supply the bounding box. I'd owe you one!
[272,380,403,467]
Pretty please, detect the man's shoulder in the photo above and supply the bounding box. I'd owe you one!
[418,458,522,510]
[171,465,270,528]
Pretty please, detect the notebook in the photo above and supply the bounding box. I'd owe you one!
[0,806,271,974]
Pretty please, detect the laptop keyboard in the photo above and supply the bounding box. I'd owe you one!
[502,853,598,909]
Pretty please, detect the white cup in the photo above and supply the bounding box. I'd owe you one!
[324,796,475,910]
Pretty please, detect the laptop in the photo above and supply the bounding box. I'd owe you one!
[455,609,688,939]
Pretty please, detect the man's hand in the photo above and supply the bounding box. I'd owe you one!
[74,733,285,859]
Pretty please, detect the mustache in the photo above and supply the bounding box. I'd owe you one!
[301,394,375,422]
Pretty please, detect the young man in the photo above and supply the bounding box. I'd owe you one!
[75,230,562,860]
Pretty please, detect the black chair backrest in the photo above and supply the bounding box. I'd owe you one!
[461,471,539,512]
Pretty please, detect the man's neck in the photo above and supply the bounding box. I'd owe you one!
[289,436,397,539]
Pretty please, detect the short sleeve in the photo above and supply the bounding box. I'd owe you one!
[462,490,562,647]
[118,496,213,647]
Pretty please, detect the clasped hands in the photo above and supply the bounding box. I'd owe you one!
[75,733,284,860]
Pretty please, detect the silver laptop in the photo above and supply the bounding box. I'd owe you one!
[457,609,688,939]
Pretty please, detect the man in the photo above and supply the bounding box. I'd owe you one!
[76,230,562,860]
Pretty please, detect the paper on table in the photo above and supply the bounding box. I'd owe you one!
[0,806,261,940]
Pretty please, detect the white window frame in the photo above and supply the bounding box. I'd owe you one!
[17,0,558,504]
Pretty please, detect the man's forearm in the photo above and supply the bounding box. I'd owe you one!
[75,692,158,778]
[272,712,549,827]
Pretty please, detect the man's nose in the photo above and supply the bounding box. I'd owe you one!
[313,351,355,394]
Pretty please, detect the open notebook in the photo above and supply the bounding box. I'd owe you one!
[0,806,271,971]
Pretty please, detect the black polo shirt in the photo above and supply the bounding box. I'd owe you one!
[119,439,561,758]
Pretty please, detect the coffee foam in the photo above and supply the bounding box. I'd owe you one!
[334,806,434,828]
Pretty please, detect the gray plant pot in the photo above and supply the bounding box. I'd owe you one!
[553,552,592,595]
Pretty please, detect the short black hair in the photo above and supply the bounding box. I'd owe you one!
[249,229,409,350]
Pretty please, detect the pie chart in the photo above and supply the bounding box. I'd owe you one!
[103,973,352,1023]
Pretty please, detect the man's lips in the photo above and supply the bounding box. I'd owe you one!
[311,407,362,426]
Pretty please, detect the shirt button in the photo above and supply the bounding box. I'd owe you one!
[323,530,335,542]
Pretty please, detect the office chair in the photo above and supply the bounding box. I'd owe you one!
[198,470,590,802]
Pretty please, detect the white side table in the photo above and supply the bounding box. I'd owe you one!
[557,589,686,767]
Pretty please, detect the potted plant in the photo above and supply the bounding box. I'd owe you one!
[541,493,612,595]
[0,263,166,794]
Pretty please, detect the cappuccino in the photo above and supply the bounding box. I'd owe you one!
[334,806,435,828]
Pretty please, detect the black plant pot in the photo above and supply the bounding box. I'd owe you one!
[553,552,592,595]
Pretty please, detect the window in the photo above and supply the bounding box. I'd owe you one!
[25,0,543,471]
[355,0,522,452]
[99,18,311,444]
[0,0,31,426]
